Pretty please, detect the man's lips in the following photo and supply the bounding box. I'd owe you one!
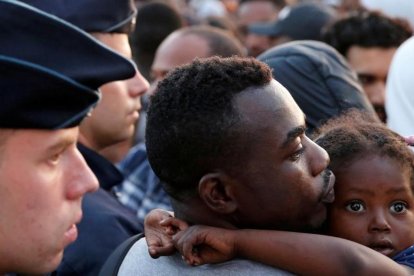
[128,105,141,117]
[321,170,335,203]
[63,212,82,246]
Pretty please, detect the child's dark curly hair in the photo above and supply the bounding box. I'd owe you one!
[314,110,414,186]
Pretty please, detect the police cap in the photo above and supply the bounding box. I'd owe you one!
[19,0,137,33]
[0,0,136,129]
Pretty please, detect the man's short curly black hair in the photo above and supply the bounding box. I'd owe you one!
[314,110,414,187]
[322,11,412,57]
[146,56,272,199]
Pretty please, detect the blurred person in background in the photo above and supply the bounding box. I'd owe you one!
[247,2,336,56]
[386,37,414,137]
[323,10,412,122]
[103,0,184,159]
[236,0,286,56]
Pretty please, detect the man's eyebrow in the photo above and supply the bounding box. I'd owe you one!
[281,126,306,148]
[46,135,76,153]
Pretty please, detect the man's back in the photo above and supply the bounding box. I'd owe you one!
[117,238,292,276]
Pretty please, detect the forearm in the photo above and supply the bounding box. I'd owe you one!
[233,230,408,276]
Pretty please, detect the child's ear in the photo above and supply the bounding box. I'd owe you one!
[198,172,237,214]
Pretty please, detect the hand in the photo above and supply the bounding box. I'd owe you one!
[144,209,183,258]
[404,135,414,146]
[173,225,237,266]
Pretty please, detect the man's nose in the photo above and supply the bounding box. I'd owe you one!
[367,81,386,107]
[128,70,149,97]
[308,137,330,177]
[66,150,99,200]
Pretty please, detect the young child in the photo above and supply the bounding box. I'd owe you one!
[147,111,414,275]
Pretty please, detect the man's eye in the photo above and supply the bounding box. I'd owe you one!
[345,201,365,213]
[390,201,407,214]
[48,152,62,165]
[289,146,304,162]
[358,74,376,85]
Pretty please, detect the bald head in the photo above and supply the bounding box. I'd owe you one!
[150,26,245,93]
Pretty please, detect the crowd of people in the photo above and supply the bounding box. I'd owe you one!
[1,0,414,275]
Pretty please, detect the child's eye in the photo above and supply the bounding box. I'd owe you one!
[390,201,407,214]
[289,146,305,162]
[345,201,365,213]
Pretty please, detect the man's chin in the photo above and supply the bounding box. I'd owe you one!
[19,251,63,275]
[297,211,327,234]
[43,250,64,273]
[269,216,326,234]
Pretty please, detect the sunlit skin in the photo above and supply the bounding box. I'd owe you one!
[0,128,98,274]
[329,154,414,257]
[237,1,282,57]
[237,1,279,37]
[346,46,396,122]
[79,33,149,151]
[229,80,334,231]
[245,34,291,57]
[149,33,210,95]
[244,33,274,57]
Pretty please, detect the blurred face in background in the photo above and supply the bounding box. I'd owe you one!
[79,33,149,151]
[149,32,210,95]
[237,0,281,57]
[346,46,396,122]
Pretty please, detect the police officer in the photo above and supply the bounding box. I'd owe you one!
[0,0,135,274]
[19,0,149,274]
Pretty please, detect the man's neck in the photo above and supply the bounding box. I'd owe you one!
[77,132,100,152]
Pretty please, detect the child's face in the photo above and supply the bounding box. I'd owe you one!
[328,155,414,257]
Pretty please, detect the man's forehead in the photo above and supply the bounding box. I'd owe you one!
[7,127,79,150]
[153,33,209,71]
[235,79,305,127]
[237,79,298,107]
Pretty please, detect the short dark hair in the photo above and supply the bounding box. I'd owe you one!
[314,110,414,186]
[323,11,412,57]
[180,25,246,57]
[146,56,272,199]
[239,0,286,9]
[130,1,183,79]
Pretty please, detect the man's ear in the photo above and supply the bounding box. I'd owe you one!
[198,172,237,214]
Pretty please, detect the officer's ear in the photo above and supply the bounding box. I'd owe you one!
[198,172,237,214]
